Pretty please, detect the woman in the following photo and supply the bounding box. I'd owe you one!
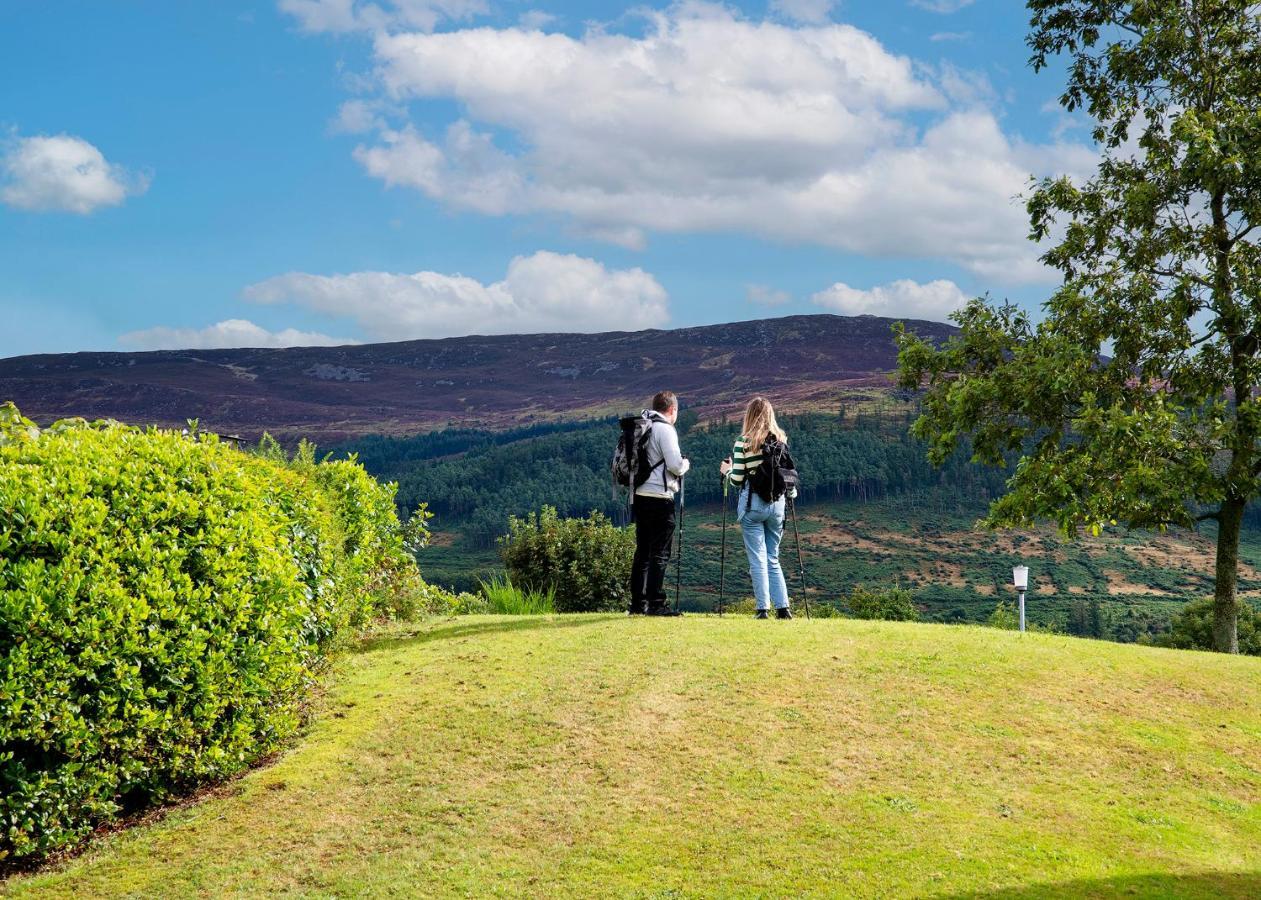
[719,397,794,619]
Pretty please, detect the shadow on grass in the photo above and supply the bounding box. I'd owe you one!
[947,870,1261,899]
[355,614,624,655]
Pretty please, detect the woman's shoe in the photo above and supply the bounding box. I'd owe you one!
[755,609,770,619]
[776,607,793,619]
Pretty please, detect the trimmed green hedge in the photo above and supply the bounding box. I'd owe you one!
[0,407,428,861]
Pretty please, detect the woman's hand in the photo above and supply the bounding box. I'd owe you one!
[719,457,732,476]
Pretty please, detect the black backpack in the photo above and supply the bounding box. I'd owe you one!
[745,438,799,511]
[612,414,664,491]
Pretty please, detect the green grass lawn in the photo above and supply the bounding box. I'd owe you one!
[6,616,1261,898]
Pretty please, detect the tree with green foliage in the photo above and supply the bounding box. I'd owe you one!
[1155,596,1261,654]
[896,0,1261,652]
[1068,597,1108,639]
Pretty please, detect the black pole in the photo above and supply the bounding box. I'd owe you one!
[789,495,809,619]
[718,474,728,616]
[674,475,685,613]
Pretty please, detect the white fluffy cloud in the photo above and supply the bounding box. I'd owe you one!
[343,5,1092,282]
[1,134,147,214]
[812,278,970,321]
[279,0,486,33]
[119,319,354,350]
[242,250,669,340]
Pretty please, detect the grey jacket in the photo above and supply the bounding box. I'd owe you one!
[634,410,691,499]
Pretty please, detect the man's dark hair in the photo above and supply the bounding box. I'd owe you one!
[652,391,678,413]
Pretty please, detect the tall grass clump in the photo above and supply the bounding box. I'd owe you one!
[0,405,429,863]
[478,574,555,615]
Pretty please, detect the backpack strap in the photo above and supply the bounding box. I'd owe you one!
[633,421,666,489]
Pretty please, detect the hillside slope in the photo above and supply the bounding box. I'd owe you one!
[0,315,952,441]
[8,616,1259,898]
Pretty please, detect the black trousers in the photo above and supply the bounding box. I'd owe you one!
[631,495,676,605]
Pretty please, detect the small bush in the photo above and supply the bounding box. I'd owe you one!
[499,506,633,613]
[409,579,487,616]
[479,574,556,615]
[846,585,919,622]
[1154,596,1261,655]
[721,596,758,615]
[987,601,1019,630]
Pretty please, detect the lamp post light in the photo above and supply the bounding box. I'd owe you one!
[1012,565,1029,633]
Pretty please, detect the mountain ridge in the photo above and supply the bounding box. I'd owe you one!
[0,313,955,441]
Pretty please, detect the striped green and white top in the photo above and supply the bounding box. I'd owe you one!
[725,436,763,488]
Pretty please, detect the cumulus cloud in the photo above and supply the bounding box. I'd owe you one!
[119,319,354,351]
[279,0,487,33]
[242,250,669,340]
[343,4,1092,283]
[770,0,834,24]
[1,134,147,214]
[811,278,970,321]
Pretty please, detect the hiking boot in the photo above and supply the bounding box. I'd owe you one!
[754,609,770,619]
[647,602,683,617]
[776,607,793,620]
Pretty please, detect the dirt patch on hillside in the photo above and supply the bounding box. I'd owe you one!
[1104,574,1172,596]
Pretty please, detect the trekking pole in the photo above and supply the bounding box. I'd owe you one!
[718,471,729,616]
[674,475,685,613]
[788,495,810,619]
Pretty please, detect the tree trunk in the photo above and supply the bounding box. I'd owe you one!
[1213,498,1244,654]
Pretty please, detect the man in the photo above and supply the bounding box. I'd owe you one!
[630,390,690,616]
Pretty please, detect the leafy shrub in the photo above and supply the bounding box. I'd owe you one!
[499,506,633,613]
[403,579,486,616]
[259,435,431,622]
[478,574,556,615]
[846,585,920,621]
[0,409,424,861]
[987,600,1019,630]
[720,596,758,615]
[1154,597,1261,655]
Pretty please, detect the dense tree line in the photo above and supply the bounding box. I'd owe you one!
[336,411,1012,548]
[326,418,598,478]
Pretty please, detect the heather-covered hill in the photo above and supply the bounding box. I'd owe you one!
[0,315,951,441]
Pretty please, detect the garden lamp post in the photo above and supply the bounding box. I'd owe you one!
[1012,565,1029,633]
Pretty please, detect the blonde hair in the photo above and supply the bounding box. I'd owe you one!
[741,397,787,449]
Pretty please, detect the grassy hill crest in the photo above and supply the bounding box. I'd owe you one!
[9,615,1259,898]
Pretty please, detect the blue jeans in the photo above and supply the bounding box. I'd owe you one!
[737,487,789,611]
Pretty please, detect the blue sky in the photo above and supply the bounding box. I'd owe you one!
[0,0,1092,358]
